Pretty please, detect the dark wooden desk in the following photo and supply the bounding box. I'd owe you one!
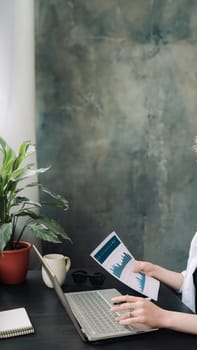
[0,270,196,350]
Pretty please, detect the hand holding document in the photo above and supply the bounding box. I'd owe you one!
[90,231,160,301]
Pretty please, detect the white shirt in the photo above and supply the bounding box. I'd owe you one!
[181,231,197,312]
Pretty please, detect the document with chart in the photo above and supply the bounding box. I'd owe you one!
[90,231,160,301]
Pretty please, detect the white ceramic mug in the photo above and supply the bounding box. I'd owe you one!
[41,253,71,288]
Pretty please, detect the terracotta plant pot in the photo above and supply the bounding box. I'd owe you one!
[0,241,32,284]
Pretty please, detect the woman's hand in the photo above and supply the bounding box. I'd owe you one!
[132,261,184,291]
[111,294,167,329]
[132,261,156,277]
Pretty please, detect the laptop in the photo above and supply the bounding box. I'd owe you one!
[33,245,157,343]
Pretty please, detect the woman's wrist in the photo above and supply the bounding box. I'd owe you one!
[151,264,161,279]
[150,265,183,290]
[159,309,172,328]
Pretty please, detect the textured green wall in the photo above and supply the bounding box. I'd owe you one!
[35,0,197,270]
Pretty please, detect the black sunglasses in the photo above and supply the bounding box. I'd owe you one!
[72,270,106,286]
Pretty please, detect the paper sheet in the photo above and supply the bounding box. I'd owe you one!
[90,231,160,301]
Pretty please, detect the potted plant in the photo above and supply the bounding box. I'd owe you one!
[0,137,70,284]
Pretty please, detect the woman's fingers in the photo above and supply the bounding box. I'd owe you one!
[115,311,133,322]
[112,294,139,304]
[111,300,136,312]
[112,296,164,329]
[132,261,143,272]
[132,261,155,276]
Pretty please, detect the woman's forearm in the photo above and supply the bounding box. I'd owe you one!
[152,264,184,290]
[161,310,197,334]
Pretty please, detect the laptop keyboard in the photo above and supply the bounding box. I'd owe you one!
[65,289,135,338]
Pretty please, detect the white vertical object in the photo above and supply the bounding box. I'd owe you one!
[0,0,36,150]
[0,0,41,265]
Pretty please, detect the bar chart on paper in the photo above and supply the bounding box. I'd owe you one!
[109,250,147,295]
[136,273,146,293]
[111,253,132,278]
[91,231,160,301]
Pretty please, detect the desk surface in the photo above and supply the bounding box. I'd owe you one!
[0,270,196,350]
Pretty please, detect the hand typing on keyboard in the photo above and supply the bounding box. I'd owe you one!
[111,294,160,331]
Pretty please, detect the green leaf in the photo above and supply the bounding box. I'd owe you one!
[0,138,16,178]
[0,137,7,153]
[39,185,69,210]
[12,141,35,171]
[12,197,42,208]
[13,167,50,182]
[26,181,39,187]
[13,209,40,219]
[29,224,62,243]
[11,163,35,180]
[27,216,70,243]
[18,140,35,159]
[0,223,12,251]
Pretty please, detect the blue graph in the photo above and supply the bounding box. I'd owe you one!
[136,273,146,293]
[110,252,131,278]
